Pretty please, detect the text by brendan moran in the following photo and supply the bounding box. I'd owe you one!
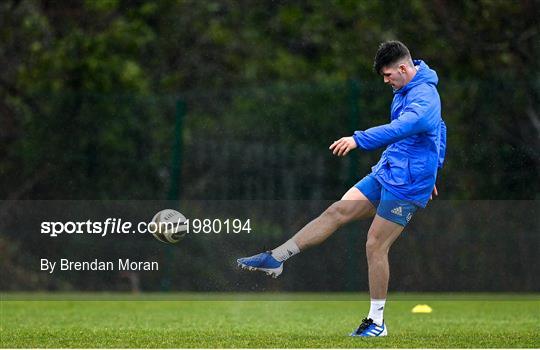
[41,258,158,274]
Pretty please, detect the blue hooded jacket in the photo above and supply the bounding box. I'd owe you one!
[352,60,446,207]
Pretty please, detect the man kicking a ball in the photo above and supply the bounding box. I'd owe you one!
[237,41,446,337]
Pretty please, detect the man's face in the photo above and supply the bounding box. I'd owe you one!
[380,64,407,90]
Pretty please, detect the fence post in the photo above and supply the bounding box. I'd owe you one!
[161,99,186,292]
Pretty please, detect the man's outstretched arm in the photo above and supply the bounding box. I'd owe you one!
[353,90,439,151]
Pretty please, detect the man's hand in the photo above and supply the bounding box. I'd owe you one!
[430,184,438,200]
[329,136,357,157]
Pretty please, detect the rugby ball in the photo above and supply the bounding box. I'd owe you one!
[150,209,187,243]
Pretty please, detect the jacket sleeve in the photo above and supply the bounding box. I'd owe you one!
[438,119,447,169]
[352,89,439,151]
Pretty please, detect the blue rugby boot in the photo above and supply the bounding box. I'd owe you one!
[349,318,387,337]
[237,251,283,278]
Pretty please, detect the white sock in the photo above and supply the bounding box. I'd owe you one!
[367,299,386,326]
[271,239,300,262]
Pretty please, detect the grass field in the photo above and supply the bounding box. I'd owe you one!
[1,293,538,348]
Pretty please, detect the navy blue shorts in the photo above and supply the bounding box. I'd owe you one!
[354,174,419,227]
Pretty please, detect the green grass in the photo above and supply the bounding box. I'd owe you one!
[1,293,538,348]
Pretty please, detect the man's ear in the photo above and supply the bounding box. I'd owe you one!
[398,64,407,73]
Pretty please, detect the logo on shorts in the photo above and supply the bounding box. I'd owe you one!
[406,212,413,223]
[391,206,403,216]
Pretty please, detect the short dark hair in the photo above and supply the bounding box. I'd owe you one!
[373,41,412,74]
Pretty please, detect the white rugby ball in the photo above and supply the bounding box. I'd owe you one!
[150,209,187,243]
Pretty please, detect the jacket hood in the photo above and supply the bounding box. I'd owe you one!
[395,60,438,95]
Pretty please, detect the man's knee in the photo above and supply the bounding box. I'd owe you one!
[322,201,356,226]
[365,232,388,260]
[366,216,404,260]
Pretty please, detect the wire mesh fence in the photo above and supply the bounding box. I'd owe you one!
[2,78,539,293]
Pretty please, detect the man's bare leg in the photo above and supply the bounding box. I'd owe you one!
[362,214,404,327]
[237,187,375,277]
[366,215,404,298]
[292,187,376,250]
